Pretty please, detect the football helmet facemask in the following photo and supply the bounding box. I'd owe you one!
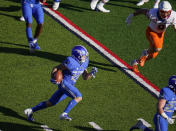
[168,75,176,92]
[72,45,89,63]
[159,1,172,19]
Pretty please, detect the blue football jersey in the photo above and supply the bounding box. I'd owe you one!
[22,0,40,4]
[62,56,89,85]
[159,87,176,117]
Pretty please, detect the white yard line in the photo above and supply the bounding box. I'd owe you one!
[41,125,53,131]
[89,122,103,130]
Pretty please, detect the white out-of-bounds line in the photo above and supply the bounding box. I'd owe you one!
[89,122,103,130]
[41,125,53,131]
[41,2,160,98]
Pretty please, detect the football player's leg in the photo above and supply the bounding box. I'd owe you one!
[147,31,164,59]
[30,89,64,113]
[131,59,140,73]
[64,86,82,113]
[97,0,110,13]
[131,28,149,72]
[131,48,149,72]
[25,101,48,122]
[53,0,61,10]
[33,5,44,40]
[138,49,149,67]
[154,114,168,131]
[22,3,33,43]
[60,83,82,121]
[49,88,67,106]
[90,0,99,10]
[138,27,160,67]
[32,5,44,50]
[137,27,153,67]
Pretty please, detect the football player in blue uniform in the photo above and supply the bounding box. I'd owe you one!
[153,75,176,131]
[130,75,176,131]
[24,45,98,121]
[22,0,46,52]
[20,0,62,22]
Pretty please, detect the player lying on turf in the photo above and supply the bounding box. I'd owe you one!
[126,1,176,73]
[24,45,98,121]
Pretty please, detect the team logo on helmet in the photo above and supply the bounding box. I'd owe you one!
[72,45,88,63]
[168,75,176,92]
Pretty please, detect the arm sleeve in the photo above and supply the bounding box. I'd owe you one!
[159,88,169,101]
[62,57,73,71]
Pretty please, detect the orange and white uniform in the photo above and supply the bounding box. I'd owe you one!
[145,8,176,58]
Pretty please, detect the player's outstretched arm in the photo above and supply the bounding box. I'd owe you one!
[133,8,149,16]
[82,67,98,80]
[126,9,148,25]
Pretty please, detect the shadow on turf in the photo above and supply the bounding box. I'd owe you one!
[0,5,22,21]
[61,3,91,12]
[0,106,41,125]
[0,44,116,72]
[0,122,41,131]
[74,125,120,131]
[0,106,60,131]
[0,12,21,21]
[0,5,21,12]
[3,0,20,3]
[0,122,61,131]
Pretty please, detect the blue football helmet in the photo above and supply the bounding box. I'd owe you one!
[72,45,88,63]
[168,75,176,91]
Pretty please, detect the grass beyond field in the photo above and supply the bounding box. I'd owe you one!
[0,0,176,130]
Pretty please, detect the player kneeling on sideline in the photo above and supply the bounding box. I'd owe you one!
[24,45,98,121]
[130,75,176,131]
[90,0,110,13]
[126,1,176,73]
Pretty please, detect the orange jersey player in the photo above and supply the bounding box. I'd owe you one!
[126,1,176,73]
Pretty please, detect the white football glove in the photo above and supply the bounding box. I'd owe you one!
[172,115,176,119]
[167,118,175,124]
[126,14,134,25]
[90,67,98,78]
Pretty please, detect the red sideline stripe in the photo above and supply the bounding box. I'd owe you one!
[42,2,160,93]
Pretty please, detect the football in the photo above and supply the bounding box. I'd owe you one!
[55,70,63,83]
